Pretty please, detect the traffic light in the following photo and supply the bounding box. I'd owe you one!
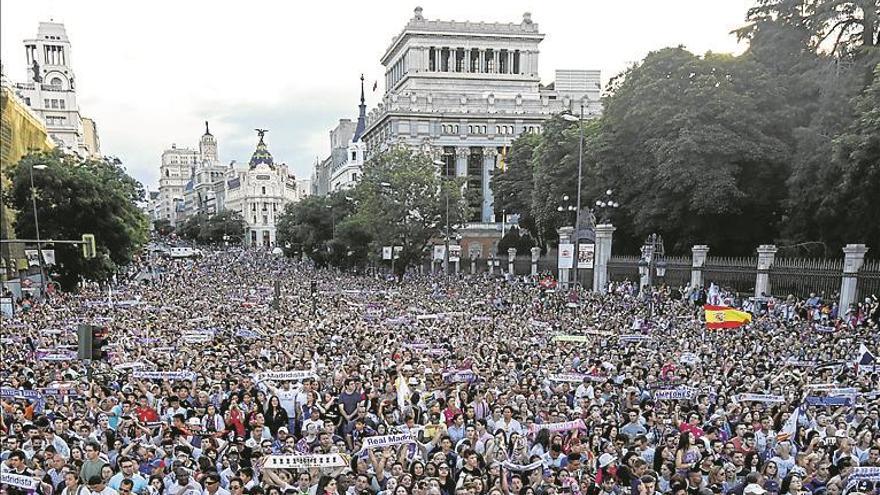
[81,234,96,259]
[91,326,108,361]
[77,324,91,360]
[77,324,108,361]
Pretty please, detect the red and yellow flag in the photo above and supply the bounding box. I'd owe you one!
[703,305,752,329]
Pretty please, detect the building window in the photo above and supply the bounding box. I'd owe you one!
[352,173,358,182]
[442,146,456,177]
[499,50,509,74]
[261,186,266,195]
[44,99,50,108]
[429,47,436,71]
[513,50,521,74]
[50,77,63,89]
[351,151,356,161]
[262,215,268,225]
[58,100,65,109]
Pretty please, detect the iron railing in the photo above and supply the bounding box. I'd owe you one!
[702,256,757,295]
[771,257,842,299]
[858,258,880,301]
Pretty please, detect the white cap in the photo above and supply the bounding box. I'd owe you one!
[598,453,617,468]
[744,484,767,495]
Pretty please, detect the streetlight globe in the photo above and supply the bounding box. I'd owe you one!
[563,195,569,202]
[606,189,613,196]
[557,206,564,212]
[569,206,576,211]
[612,202,619,208]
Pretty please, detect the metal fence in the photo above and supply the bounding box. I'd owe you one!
[702,257,757,295]
[607,255,640,284]
[664,256,691,288]
[858,258,880,300]
[771,257,842,299]
[414,250,880,302]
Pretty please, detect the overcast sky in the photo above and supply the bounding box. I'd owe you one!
[1,0,753,191]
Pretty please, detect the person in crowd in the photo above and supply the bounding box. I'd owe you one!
[0,247,877,495]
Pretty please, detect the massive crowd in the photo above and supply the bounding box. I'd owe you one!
[1,248,878,495]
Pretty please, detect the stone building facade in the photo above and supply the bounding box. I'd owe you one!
[12,21,101,158]
[361,8,601,228]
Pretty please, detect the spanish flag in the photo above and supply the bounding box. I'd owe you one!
[703,305,752,329]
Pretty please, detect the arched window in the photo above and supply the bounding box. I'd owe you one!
[50,77,63,89]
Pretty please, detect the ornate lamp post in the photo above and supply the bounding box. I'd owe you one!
[593,189,619,224]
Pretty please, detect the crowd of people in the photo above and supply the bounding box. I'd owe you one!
[1,248,878,495]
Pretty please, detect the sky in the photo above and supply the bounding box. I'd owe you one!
[1,0,753,191]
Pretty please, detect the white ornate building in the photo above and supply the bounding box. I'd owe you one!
[224,131,306,247]
[361,8,601,226]
[12,21,101,158]
[154,127,309,248]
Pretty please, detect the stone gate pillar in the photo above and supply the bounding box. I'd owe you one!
[530,247,541,276]
[508,248,517,275]
[691,245,709,289]
[557,227,574,289]
[839,244,868,313]
[593,224,615,293]
[755,244,778,298]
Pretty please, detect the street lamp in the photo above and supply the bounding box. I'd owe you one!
[561,106,585,287]
[594,189,620,224]
[639,233,666,314]
[432,159,451,276]
[29,162,48,299]
[556,195,577,223]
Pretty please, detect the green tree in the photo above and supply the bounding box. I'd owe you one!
[594,47,791,254]
[153,219,174,236]
[178,214,204,242]
[530,116,606,248]
[492,133,541,238]
[353,147,467,275]
[200,210,246,244]
[6,150,148,290]
[496,227,536,255]
[275,191,356,267]
[817,64,880,248]
[738,0,878,55]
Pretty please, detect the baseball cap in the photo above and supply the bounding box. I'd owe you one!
[744,484,767,495]
[598,453,617,468]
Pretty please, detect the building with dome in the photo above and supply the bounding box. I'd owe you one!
[154,127,309,247]
[223,130,305,247]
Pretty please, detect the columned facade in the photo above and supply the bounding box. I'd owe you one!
[361,8,601,231]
